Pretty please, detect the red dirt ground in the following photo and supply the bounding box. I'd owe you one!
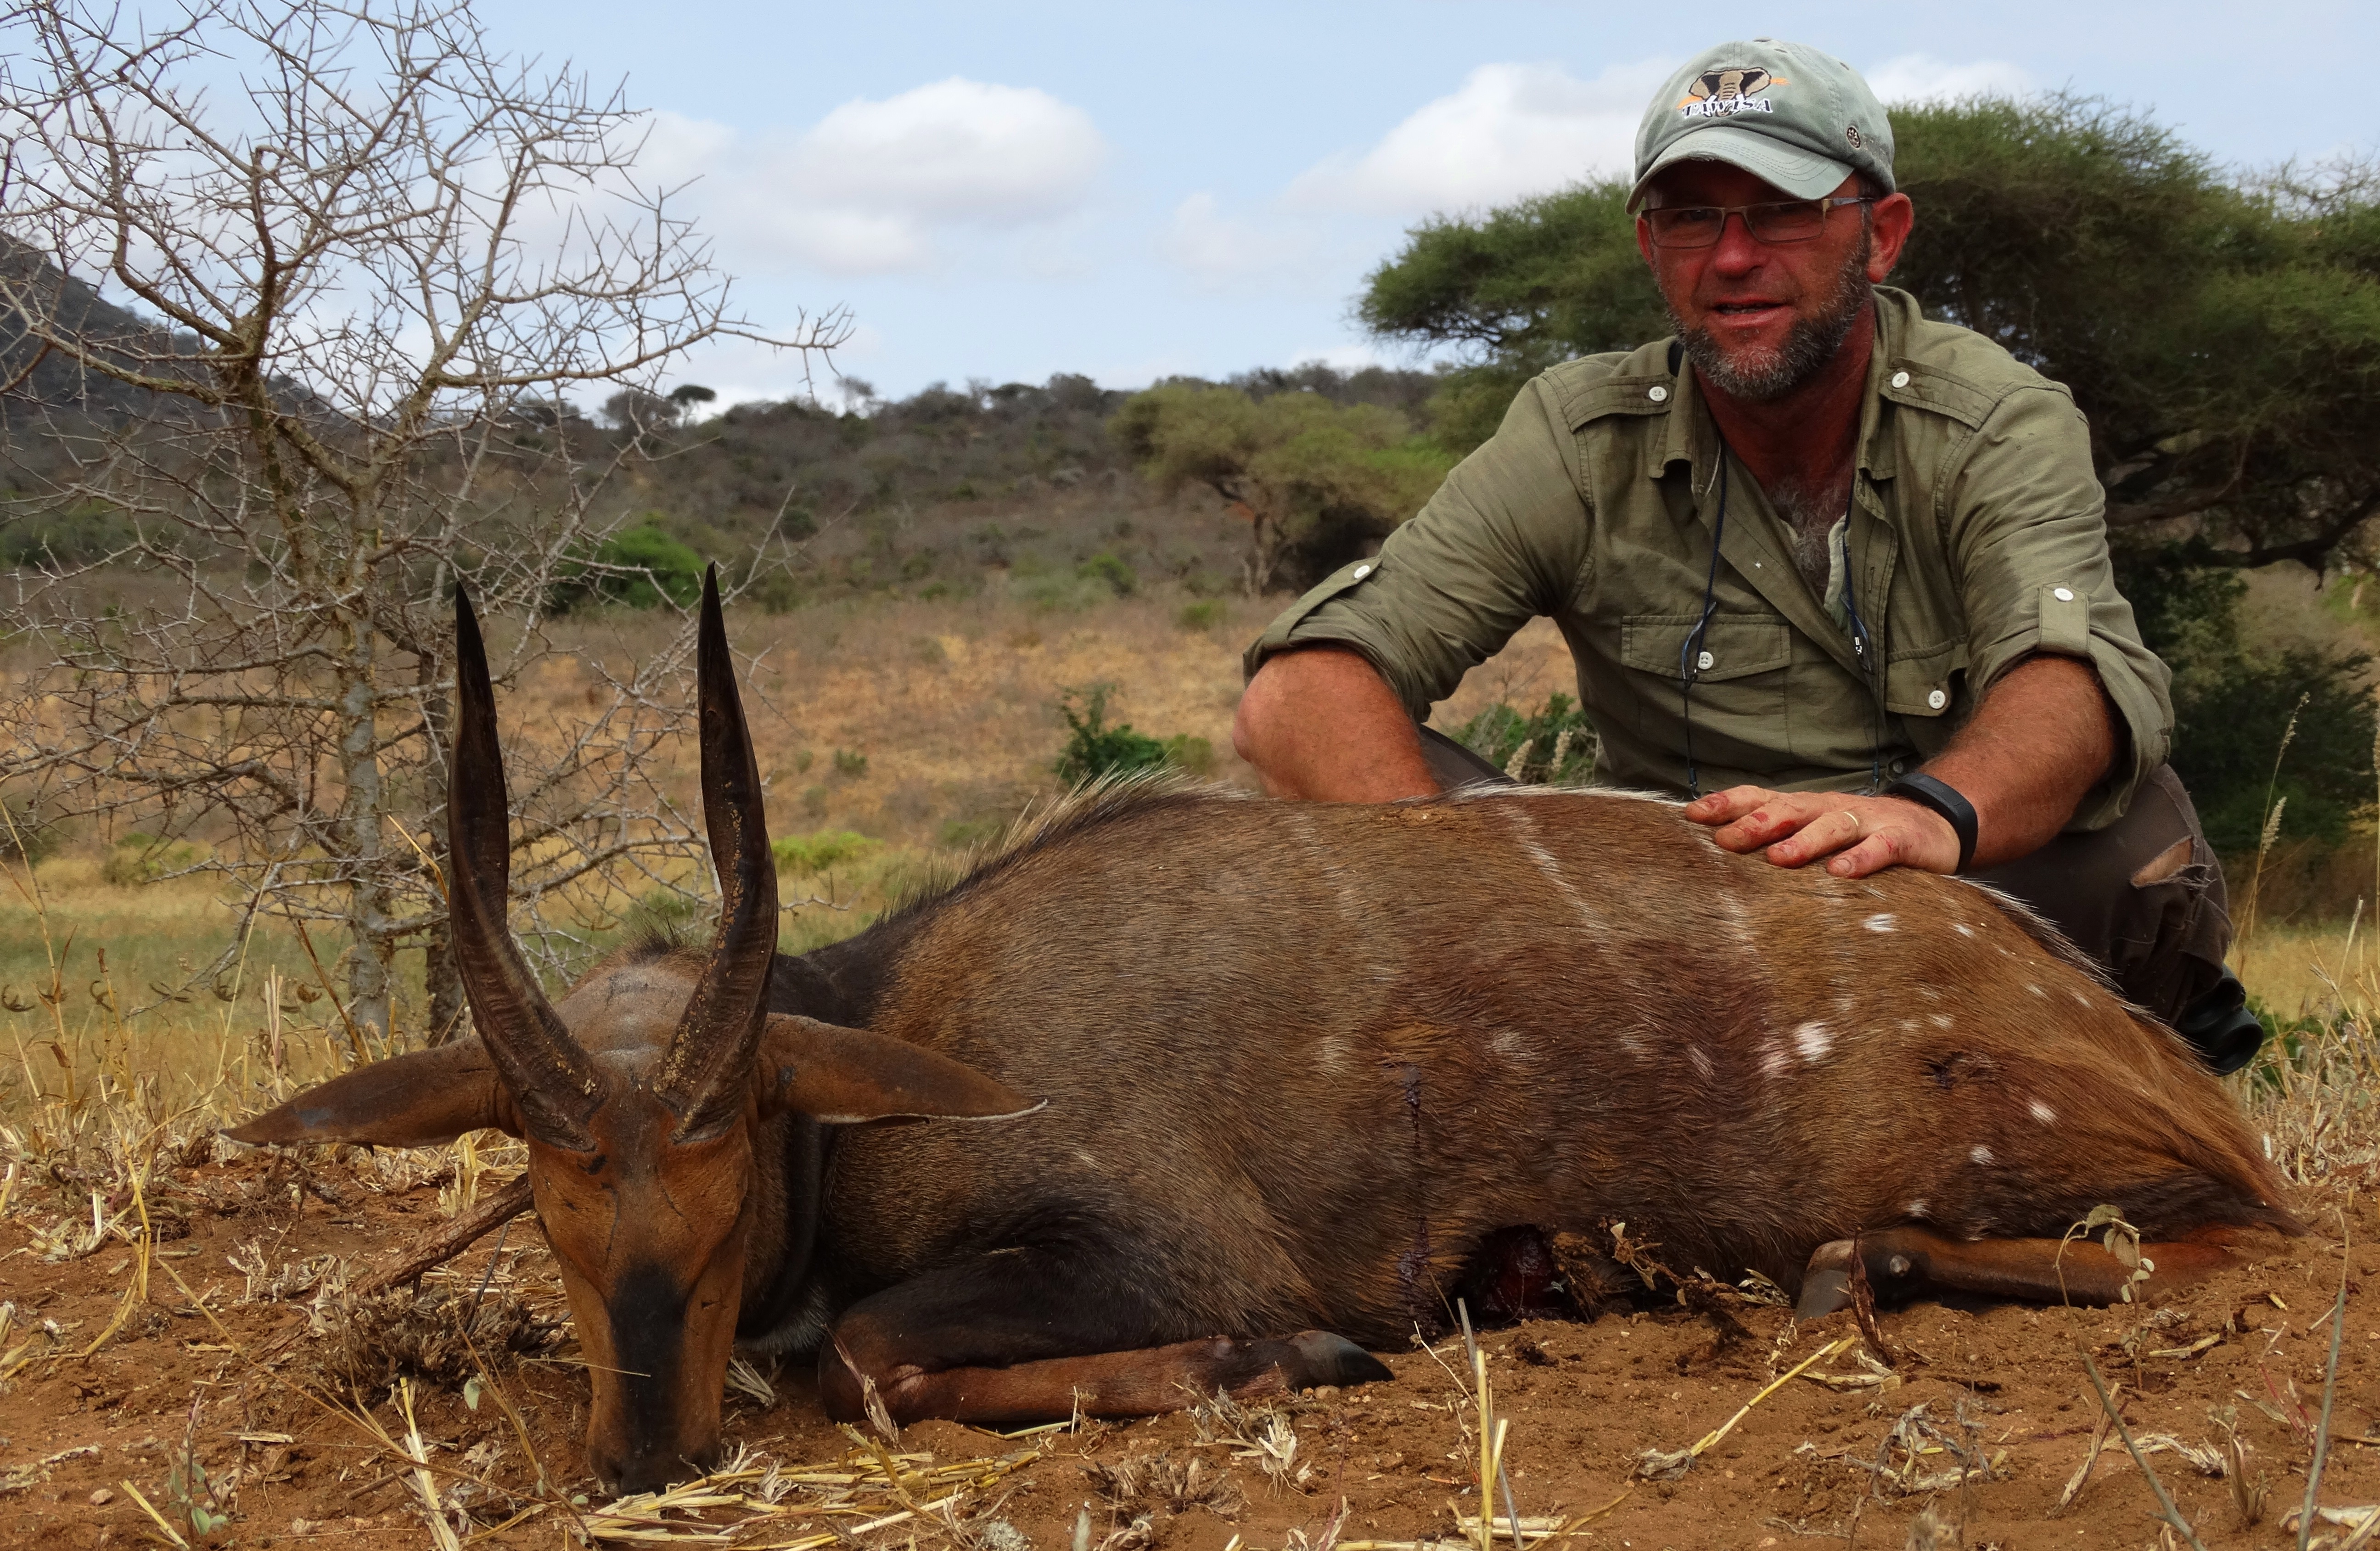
[0,1150,2374,1551]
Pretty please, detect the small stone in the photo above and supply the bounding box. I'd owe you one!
[88,1488,114,1506]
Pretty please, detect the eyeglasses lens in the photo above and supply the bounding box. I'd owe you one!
[1647,200,1830,248]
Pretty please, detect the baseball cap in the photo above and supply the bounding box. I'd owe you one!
[1627,40,1895,211]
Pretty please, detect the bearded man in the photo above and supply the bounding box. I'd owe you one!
[1232,39,2264,1073]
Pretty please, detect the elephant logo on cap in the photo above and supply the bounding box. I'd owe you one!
[1679,67,1784,119]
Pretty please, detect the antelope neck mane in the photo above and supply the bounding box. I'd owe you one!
[873,770,1252,927]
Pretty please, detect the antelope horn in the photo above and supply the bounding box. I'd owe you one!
[654,565,780,1139]
[447,585,605,1148]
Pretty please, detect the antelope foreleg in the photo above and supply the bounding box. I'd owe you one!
[814,1252,1389,1427]
[1797,1225,2252,1318]
[822,1330,1385,1426]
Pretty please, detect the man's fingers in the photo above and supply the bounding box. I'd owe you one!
[1684,784,1775,824]
[1824,832,1905,879]
[1765,807,1865,865]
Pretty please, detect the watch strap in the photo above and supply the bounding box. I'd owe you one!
[1882,771,1978,874]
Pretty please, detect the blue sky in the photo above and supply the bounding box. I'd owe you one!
[477,0,2374,405]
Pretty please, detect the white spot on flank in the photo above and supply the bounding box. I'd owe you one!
[1907,1200,1929,1219]
[1688,1044,1715,1079]
[1794,1021,1834,1062]
[2072,991,2092,1008]
[1953,922,1976,937]
[2029,1099,2057,1124]
[1504,807,1600,928]
[2026,983,2045,998]
[1970,1145,1995,1166]
[1917,985,1940,1001]
[1759,1037,1791,1080]
[1930,1013,1952,1029]
[1721,894,1754,950]
[1864,913,1897,933]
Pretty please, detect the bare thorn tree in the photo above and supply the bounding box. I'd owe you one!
[0,0,848,1049]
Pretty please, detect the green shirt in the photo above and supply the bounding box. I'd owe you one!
[1246,287,2170,829]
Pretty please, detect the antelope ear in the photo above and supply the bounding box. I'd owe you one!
[754,1015,1042,1125]
[224,1040,513,1147]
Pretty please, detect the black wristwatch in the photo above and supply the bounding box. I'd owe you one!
[1881,771,1979,874]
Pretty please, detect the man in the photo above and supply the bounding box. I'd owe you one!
[1232,38,2263,1072]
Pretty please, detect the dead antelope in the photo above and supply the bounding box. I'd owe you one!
[230,570,2298,1492]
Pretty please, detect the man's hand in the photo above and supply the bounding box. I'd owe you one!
[1684,786,1961,877]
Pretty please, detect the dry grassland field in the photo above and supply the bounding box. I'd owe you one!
[3,575,2378,1551]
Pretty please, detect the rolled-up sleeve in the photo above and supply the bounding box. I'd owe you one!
[1243,376,1592,719]
[1947,386,2174,828]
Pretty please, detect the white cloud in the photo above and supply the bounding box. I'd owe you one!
[640,79,1109,276]
[1289,58,1675,217]
[1863,54,2034,106]
[1160,192,1317,289]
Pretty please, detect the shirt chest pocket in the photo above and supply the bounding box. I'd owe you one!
[1617,613,1790,741]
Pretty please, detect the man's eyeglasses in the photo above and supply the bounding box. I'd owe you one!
[1641,196,1875,249]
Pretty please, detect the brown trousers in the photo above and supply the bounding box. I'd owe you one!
[1415,730,2230,1026]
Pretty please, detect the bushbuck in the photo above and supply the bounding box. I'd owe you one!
[230,571,2298,1492]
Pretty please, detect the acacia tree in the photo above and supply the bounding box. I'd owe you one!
[0,0,845,1046]
[1109,383,1453,592]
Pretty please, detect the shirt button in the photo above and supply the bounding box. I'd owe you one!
[1697,650,1715,671]
[1890,370,1911,389]
[2053,586,2075,601]
[1352,564,1372,580]
[1927,688,1948,710]
[1648,384,1669,403]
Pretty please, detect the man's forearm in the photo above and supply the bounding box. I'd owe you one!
[1233,646,1440,801]
[1925,654,2117,869]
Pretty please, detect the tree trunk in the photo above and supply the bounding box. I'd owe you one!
[337,624,395,1050]
[419,658,465,1046]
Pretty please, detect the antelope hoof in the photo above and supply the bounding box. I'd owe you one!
[1280,1331,1394,1390]
[1796,1239,1858,1320]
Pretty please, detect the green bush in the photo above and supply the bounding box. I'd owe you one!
[1054,685,1214,785]
[546,521,706,612]
[1176,599,1227,630]
[0,501,141,568]
[1454,693,1599,785]
[1162,733,1215,775]
[2116,549,2376,856]
[772,830,880,875]
[1077,552,1137,596]
[101,830,202,886]
[832,749,869,777]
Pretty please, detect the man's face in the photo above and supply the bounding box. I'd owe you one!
[1634,162,1913,403]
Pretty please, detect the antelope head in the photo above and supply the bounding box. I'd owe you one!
[229,568,1034,1491]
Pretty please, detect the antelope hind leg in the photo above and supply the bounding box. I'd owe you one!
[1796,1225,2248,1319]
[817,1251,1391,1427]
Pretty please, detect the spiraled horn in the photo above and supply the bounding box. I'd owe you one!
[653,566,780,1140]
[448,585,605,1148]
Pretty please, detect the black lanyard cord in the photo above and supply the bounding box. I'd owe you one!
[1679,451,1891,801]
[1835,479,1891,795]
[1678,452,1729,799]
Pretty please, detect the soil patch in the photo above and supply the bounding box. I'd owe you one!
[1,1153,2375,1550]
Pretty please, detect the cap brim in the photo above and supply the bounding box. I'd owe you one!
[1627,124,1852,210]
